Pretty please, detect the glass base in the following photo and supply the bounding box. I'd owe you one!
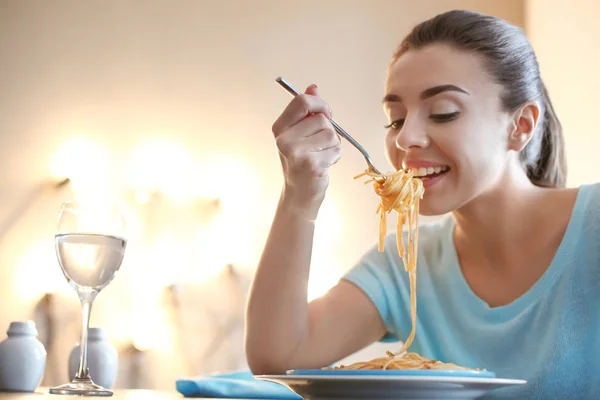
[49,377,113,396]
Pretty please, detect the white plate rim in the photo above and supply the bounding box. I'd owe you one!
[255,374,527,386]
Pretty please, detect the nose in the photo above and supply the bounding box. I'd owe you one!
[395,118,430,151]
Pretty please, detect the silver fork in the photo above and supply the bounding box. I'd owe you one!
[275,76,385,178]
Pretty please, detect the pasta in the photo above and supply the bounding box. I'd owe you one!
[331,352,475,371]
[329,168,476,371]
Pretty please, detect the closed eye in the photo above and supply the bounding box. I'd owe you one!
[384,119,405,130]
[430,112,460,123]
[385,112,459,129]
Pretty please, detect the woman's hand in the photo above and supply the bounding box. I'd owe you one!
[272,84,341,214]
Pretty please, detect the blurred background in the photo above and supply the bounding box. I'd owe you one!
[0,0,597,391]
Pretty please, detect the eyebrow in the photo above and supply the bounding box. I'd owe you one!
[382,84,469,103]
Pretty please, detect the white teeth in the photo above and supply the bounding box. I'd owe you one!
[409,165,449,177]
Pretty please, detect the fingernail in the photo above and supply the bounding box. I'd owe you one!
[310,84,318,89]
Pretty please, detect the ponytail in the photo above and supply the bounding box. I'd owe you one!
[524,81,567,188]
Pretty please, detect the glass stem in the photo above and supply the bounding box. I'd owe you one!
[76,297,95,380]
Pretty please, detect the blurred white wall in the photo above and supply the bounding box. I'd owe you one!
[527,0,600,187]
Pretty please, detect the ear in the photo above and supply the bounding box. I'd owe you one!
[507,101,541,152]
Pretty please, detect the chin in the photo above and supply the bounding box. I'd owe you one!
[418,196,456,217]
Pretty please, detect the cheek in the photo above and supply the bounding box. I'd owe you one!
[458,121,506,177]
[418,113,510,215]
[436,115,497,167]
[384,131,402,170]
[417,122,495,215]
[439,117,508,198]
[427,124,464,169]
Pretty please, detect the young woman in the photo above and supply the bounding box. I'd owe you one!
[245,9,600,399]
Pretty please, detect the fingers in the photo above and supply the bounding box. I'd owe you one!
[300,125,341,152]
[276,113,341,155]
[276,123,342,179]
[272,84,333,138]
[286,145,343,178]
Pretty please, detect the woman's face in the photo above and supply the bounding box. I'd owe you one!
[383,43,516,216]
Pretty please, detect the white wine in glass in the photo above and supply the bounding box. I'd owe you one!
[49,201,126,396]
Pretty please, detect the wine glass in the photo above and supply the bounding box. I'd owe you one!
[49,201,127,396]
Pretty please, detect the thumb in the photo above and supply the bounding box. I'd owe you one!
[303,84,332,119]
[304,83,319,96]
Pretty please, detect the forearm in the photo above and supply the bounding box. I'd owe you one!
[245,189,321,373]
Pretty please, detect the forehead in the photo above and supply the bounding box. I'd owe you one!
[385,43,496,99]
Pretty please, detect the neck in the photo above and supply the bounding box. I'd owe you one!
[452,164,547,270]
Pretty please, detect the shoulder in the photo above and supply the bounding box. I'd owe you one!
[572,182,600,237]
[543,183,600,233]
[578,182,600,210]
[566,182,600,226]
[542,182,600,266]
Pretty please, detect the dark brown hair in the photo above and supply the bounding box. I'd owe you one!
[392,10,566,188]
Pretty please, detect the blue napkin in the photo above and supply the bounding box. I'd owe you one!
[175,371,302,399]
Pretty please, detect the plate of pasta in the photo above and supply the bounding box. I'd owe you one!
[255,169,526,398]
[255,372,526,399]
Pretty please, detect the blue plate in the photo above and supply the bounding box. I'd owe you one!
[286,368,496,379]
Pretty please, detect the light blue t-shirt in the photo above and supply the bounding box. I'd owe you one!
[343,183,600,399]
